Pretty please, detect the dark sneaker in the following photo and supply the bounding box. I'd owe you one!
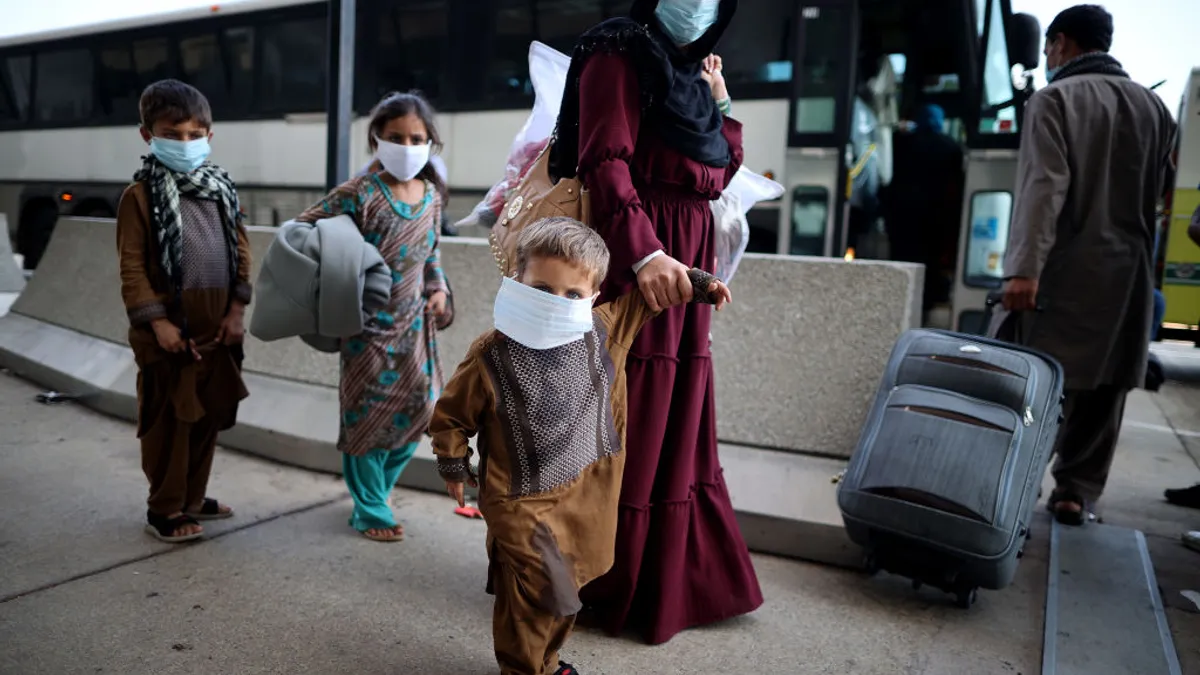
[554,662,579,675]
[1166,484,1200,509]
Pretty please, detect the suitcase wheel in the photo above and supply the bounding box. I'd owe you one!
[863,554,881,576]
[955,588,978,609]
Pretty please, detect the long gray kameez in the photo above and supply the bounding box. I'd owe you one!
[995,64,1176,503]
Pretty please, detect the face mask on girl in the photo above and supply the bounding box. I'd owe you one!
[493,276,597,350]
[374,136,431,182]
[655,0,721,46]
[150,137,211,173]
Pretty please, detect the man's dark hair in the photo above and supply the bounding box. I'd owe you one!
[139,79,213,130]
[1046,4,1114,53]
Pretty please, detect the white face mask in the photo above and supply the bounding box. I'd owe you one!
[655,0,721,46]
[374,136,431,182]
[493,277,596,350]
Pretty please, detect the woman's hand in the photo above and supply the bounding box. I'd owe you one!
[636,255,694,312]
[700,54,728,102]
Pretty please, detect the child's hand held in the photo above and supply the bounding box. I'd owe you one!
[708,280,733,311]
[445,480,465,507]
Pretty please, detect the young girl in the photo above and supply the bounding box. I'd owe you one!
[295,91,452,542]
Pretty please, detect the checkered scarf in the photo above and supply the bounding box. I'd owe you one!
[133,154,242,298]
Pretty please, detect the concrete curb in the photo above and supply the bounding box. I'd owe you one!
[0,312,862,569]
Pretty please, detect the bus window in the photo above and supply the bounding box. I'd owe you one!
[719,0,794,95]
[791,4,850,138]
[979,0,1018,135]
[974,0,987,39]
[790,185,828,256]
[483,1,535,104]
[368,1,449,107]
[534,0,606,56]
[133,38,171,87]
[225,27,256,113]
[179,34,226,112]
[96,44,139,122]
[0,56,32,123]
[963,190,1012,288]
[260,18,327,113]
[35,48,94,124]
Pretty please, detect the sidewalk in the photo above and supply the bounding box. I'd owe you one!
[0,370,1047,675]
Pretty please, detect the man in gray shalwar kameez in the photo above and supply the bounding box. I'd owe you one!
[995,4,1177,526]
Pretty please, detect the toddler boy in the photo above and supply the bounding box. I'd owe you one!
[430,217,730,674]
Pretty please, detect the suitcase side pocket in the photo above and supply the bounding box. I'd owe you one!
[853,385,1022,527]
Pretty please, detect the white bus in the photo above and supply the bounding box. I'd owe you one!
[0,0,1040,332]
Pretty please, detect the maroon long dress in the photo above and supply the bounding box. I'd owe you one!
[576,51,764,645]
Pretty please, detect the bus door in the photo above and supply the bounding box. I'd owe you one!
[1160,67,1200,340]
[778,1,859,258]
[951,0,1037,334]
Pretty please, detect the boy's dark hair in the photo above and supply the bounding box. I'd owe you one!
[139,79,213,130]
[367,90,448,205]
[515,217,610,286]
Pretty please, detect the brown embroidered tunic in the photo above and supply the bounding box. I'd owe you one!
[117,181,252,434]
[431,291,653,617]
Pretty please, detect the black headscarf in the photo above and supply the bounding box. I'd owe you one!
[550,0,738,179]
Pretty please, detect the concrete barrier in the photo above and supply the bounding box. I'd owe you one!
[0,217,922,568]
[0,215,23,317]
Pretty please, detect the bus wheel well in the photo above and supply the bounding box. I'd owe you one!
[73,198,115,218]
[17,197,60,270]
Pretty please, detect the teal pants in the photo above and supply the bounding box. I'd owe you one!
[342,443,418,531]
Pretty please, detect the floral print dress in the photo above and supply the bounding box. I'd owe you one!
[297,174,449,456]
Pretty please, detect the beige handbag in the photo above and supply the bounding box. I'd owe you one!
[488,135,591,277]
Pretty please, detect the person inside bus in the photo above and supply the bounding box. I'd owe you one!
[882,102,964,317]
[294,91,452,542]
[996,4,1177,526]
[554,0,764,645]
[116,79,253,543]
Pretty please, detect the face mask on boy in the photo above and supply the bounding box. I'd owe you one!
[493,277,597,350]
[655,0,721,46]
[150,137,211,173]
[375,136,431,182]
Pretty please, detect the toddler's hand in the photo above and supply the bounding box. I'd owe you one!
[708,280,733,311]
[445,476,477,507]
[215,303,246,345]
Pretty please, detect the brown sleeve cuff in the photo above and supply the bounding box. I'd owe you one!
[687,269,720,305]
[234,281,253,306]
[127,301,167,325]
[437,455,472,482]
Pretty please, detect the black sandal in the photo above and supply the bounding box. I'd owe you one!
[187,497,234,521]
[1046,490,1090,526]
[145,511,203,543]
[554,663,579,675]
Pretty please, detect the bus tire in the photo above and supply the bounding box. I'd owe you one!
[74,199,115,219]
[17,199,59,270]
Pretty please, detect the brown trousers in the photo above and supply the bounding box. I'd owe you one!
[492,563,576,675]
[140,401,221,517]
[1050,385,1130,503]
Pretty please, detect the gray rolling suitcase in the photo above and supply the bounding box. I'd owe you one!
[837,327,1064,608]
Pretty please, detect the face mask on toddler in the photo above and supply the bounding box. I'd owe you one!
[493,277,597,350]
[655,0,721,46]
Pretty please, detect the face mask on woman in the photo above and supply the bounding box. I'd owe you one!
[655,0,721,46]
[493,277,597,350]
[374,136,431,182]
[150,137,211,173]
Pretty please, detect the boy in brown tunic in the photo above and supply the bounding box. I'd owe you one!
[430,217,730,675]
[116,80,252,544]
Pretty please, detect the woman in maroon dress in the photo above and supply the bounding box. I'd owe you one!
[550,0,763,645]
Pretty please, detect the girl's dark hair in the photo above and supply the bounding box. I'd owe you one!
[367,91,448,205]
